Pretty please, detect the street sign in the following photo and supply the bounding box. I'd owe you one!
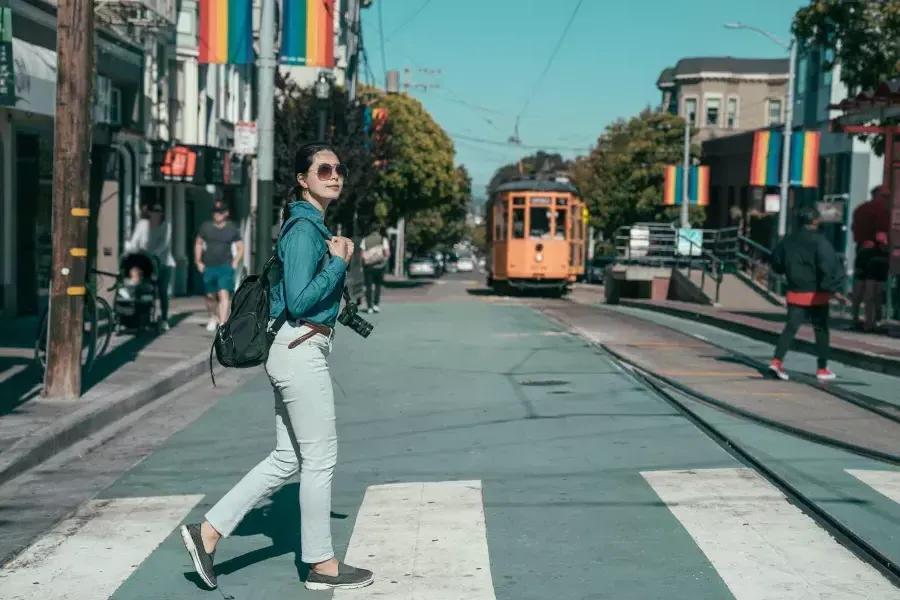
[234,121,258,155]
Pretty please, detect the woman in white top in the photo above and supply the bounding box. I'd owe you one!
[125,202,176,330]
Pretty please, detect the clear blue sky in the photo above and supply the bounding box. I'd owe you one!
[360,0,809,200]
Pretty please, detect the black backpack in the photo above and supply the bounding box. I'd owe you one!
[209,217,327,386]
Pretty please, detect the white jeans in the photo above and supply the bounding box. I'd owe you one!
[205,323,337,564]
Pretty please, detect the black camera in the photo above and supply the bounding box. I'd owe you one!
[337,290,373,338]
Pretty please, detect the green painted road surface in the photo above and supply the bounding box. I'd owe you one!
[3,295,900,599]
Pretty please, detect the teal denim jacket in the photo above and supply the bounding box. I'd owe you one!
[269,201,347,327]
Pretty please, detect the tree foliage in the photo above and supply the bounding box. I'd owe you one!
[404,165,472,254]
[486,151,571,196]
[792,0,900,155]
[568,109,705,241]
[366,88,458,224]
[272,72,380,237]
[792,0,900,94]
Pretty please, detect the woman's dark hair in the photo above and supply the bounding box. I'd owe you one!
[281,141,340,224]
[796,204,821,228]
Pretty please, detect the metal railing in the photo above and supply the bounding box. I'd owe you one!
[614,223,729,303]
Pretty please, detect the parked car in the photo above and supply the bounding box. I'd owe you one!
[455,253,475,272]
[407,255,437,278]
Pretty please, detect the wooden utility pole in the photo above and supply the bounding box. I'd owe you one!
[43,0,95,400]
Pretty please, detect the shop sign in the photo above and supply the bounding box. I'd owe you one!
[0,9,14,106]
[154,144,244,186]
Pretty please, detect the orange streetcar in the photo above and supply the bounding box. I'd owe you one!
[484,178,586,296]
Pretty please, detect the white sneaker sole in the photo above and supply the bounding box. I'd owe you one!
[305,575,375,591]
[768,366,789,381]
[817,374,836,382]
[179,525,217,589]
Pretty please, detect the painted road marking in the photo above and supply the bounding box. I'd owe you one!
[846,469,900,504]
[641,468,899,599]
[337,480,495,599]
[0,495,204,600]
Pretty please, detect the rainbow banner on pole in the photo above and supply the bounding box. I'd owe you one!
[749,130,783,187]
[198,0,253,64]
[750,129,820,188]
[663,165,709,206]
[279,0,336,67]
[789,130,820,187]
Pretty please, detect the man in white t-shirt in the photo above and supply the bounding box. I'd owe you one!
[359,228,390,313]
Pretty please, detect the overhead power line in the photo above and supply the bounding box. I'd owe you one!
[513,0,585,140]
[377,0,387,80]
[385,0,435,42]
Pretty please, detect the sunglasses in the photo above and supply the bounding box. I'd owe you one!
[314,163,349,181]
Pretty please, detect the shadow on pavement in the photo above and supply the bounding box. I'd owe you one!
[383,279,432,289]
[0,311,193,416]
[183,483,349,587]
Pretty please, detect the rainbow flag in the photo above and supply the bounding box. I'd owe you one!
[280,0,335,67]
[749,130,783,187]
[198,0,253,64]
[789,131,820,187]
[663,165,709,206]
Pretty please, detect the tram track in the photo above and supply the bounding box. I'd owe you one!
[524,295,900,587]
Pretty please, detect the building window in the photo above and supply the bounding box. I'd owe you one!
[797,55,807,95]
[823,48,834,86]
[684,97,697,126]
[726,97,738,128]
[767,99,783,126]
[667,91,678,115]
[705,96,721,127]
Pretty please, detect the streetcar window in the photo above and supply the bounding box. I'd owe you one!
[496,204,507,240]
[556,197,568,206]
[529,206,551,239]
[512,207,526,239]
[513,196,526,205]
[554,208,567,240]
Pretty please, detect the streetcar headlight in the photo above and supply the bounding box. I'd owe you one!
[536,253,543,262]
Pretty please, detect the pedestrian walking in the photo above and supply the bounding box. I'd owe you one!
[850,185,891,331]
[124,201,175,331]
[179,142,374,592]
[768,205,848,382]
[360,227,390,313]
[194,200,244,331]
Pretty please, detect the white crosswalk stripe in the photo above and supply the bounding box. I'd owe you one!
[337,480,496,599]
[846,469,900,505]
[641,468,900,599]
[0,495,204,600]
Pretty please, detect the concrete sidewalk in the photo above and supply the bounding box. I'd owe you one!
[615,298,900,376]
[0,297,218,484]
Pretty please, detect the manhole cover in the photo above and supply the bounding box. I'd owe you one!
[520,380,569,387]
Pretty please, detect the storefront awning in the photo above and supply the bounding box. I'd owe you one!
[1,37,57,117]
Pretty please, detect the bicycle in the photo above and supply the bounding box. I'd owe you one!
[34,268,118,374]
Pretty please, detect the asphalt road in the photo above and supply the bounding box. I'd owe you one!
[2,277,900,600]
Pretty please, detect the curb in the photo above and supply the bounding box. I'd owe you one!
[618,300,900,378]
[0,350,211,486]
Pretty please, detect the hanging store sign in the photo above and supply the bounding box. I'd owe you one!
[0,8,13,106]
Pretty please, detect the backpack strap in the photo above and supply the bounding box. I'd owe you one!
[268,216,331,334]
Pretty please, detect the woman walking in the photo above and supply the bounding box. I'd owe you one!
[179,143,374,591]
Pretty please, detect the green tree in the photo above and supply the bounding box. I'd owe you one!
[367,88,458,223]
[405,165,472,253]
[272,73,380,237]
[486,151,570,196]
[569,108,705,242]
[792,0,900,154]
[469,223,487,254]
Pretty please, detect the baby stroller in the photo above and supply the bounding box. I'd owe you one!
[112,250,161,334]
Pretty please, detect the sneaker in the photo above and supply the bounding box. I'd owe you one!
[816,368,836,382]
[305,562,374,591]
[179,523,217,589]
[205,318,218,332]
[768,359,789,381]
[159,321,170,332]
[373,305,380,313]
[366,307,374,314]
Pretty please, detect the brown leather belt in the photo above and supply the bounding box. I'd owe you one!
[288,322,333,349]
